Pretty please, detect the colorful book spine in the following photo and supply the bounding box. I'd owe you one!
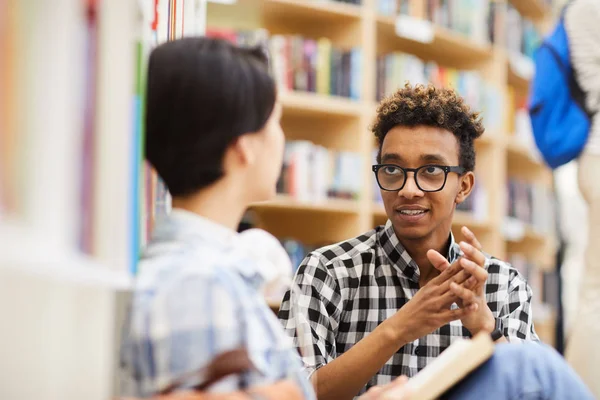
[207,28,362,100]
[279,141,363,202]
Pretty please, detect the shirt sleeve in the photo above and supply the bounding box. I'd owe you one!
[121,271,245,397]
[498,269,540,343]
[277,252,343,376]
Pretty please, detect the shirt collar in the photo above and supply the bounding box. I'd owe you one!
[153,209,266,288]
[378,219,461,282]
[159,208,240,247]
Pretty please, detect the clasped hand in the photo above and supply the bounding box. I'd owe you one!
[390,226,495,344]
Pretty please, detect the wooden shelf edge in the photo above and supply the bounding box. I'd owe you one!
[376,15,493,62]
[251,195,361,214]
[280,90,363,117]
[508,0,550,21]
[506,138,544,166]
[263,0,363,19]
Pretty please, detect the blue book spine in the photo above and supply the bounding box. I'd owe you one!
[350,48,362,100]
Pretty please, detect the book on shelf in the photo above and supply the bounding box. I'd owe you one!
[506,4,542,60]
[378,0,494,45]
[207,27,362,100]
[505,178,556,237]
[279,141,363,202]
[136,0,195,250]
[376,52,503,134]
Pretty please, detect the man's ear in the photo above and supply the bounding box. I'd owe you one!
[455,171,475,205]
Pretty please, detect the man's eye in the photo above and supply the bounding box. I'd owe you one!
[383,166,401,175]
[423,166,443,175]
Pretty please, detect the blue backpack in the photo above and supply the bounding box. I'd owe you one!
[529,9,591,169]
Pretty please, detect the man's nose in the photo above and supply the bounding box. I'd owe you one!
[398,173,424,199]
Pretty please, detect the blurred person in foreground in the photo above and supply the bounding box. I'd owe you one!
[564,0,600,397]
[118,36,593,400]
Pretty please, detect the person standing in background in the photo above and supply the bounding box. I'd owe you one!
[564,0,600,397]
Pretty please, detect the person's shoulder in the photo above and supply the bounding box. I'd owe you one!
[306,228,379,266]
[485,256,527,284]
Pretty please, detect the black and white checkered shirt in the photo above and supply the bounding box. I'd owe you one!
[278,220,539,396]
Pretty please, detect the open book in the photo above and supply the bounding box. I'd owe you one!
[383,332,495,400]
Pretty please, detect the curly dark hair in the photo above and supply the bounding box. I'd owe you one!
[372,83,485,171]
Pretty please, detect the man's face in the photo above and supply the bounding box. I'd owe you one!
[378,125,474,241]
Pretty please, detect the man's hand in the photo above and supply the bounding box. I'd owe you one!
[385,255,478,344]
[427,226,495,336]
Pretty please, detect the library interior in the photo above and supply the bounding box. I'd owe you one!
[2,0,599,399]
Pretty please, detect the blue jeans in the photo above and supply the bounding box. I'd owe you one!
[444,343,595,400]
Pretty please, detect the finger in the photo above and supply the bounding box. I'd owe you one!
[427,249,451,272]
[438,269,471,293]
[379,376,412,400]
[459,241,486,268]
[461,226,483,251]
[440,302,478,322]
[362,386,384,400]
[438,289,459,307]
[459,258,488,288]
[428,253,462,285]
[449,282,476,305]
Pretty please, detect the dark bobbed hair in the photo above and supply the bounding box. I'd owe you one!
[145,37,276,196]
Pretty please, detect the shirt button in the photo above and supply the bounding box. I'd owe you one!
[414,346,423,356]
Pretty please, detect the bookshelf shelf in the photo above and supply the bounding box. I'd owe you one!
[508,0,550,21]
[507,52,534,93]
[508,65,530,93]
[280,90,363,118]
[250,195,361,215]
[506,138,545,170]
[262,0,363,23]
[376,15,493,67]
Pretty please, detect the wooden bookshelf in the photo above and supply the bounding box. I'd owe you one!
[251,195,361,215]
[280,90,363,118]
[209,0,558,343]
[262,0,363,21]
[376,15,493,68]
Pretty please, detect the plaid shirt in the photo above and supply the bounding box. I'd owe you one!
[278,220,539,396]
[119,209,315,399]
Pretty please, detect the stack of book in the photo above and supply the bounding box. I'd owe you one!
[207,27,362,100]
[376,53,503,133]
[278,141,363,202]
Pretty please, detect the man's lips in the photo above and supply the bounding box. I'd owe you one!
[394,205,430,221]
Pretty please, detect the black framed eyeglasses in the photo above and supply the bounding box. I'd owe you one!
[372,164,466,192]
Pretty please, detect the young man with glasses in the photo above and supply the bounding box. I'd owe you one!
[278,84,540,399]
